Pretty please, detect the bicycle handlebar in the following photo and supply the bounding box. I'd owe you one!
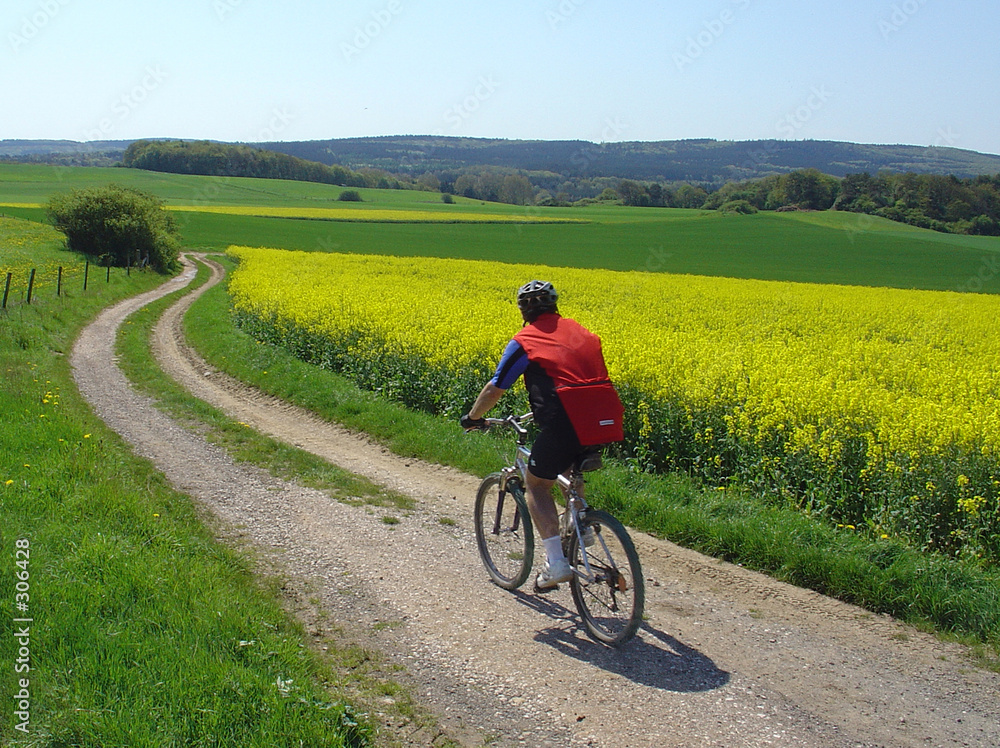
[483,412,533,435]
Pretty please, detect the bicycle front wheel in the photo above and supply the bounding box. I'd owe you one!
[474,473,534,590]
[568,509,645,646]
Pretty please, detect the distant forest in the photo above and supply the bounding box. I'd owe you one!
[121,140,380,189]
[118,139,1000,236]
[621,169,1000,236]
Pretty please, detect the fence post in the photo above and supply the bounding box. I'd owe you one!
[84,261,89,291]
[106,264,110,283]
[57,266,63,297]
[26,269,36,305]
[2,272,10,309]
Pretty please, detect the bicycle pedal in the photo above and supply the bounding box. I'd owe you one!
[613,571,629,592]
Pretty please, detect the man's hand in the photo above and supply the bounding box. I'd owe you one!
[461,413,488,432]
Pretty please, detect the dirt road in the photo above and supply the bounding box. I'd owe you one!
[71,255,1000,747]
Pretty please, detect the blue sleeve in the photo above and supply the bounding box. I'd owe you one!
[490,339,529,390]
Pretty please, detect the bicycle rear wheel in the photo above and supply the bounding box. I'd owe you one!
[474,473,534,590]
[568,509,645,646]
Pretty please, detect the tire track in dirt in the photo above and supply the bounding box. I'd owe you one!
[74,254,1000,747]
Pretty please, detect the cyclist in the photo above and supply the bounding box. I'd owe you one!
[462,280,623,590]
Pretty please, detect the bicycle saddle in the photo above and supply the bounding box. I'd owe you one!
[577,450,603,472]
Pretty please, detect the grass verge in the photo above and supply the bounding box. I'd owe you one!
[0,264,371,746]
[184,257,1000,663]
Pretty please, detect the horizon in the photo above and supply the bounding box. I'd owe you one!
[5,2,999,155]
[5,134,999,160]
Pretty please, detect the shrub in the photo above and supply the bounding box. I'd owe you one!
[338,190,363,202]
[719,199,758,215]
[47,184,180,273]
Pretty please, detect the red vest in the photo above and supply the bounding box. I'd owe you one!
[514,314,624,446]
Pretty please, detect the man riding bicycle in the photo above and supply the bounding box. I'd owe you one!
[462,280,623,590]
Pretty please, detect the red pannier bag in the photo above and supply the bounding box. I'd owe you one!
[556,380,624,446]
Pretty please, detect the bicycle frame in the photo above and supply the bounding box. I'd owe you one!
[488,413,605,584]
[476,412,644,645]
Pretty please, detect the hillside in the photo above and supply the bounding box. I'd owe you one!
[256,136,1000,185]
[4,136,1000,186]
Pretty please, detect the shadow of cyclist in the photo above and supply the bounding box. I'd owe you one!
[511,589,729,693]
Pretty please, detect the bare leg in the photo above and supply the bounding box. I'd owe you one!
[525,469,559,541]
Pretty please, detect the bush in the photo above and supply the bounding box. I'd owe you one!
[337,190,362,202]
[441,193,454,204]
[719,199,758,215]
[47,184,180,273]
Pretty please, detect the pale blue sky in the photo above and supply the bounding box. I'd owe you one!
[4,0,999,155]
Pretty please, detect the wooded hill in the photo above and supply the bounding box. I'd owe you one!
[256,136,1000,186]
[5,136,1000,185]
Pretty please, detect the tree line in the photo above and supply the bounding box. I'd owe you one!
[122,140,386,190]
[615,169,1000,236]
[118,140,1000,236]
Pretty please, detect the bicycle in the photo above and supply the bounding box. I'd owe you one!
[472,413,645,646]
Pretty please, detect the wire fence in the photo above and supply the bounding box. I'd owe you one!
[1,259,148,311]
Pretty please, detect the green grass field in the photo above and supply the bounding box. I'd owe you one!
[3,163,999,293]
[3,161,1000,686]
[0,220,382,746]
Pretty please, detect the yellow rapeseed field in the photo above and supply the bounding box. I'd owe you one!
[228,246,1000,559]
[169,204,584,223]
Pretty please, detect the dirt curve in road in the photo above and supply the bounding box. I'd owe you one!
[71,254,1000,747]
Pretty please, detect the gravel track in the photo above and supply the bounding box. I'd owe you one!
[70,255,1000,747]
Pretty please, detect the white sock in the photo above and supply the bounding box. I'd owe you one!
[542,535,564,565]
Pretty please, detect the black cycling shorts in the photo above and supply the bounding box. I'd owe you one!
[528,421,584,481]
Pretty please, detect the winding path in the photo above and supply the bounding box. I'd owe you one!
[71,255,1000,747]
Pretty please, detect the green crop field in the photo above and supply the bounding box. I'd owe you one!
[2,163,999,293]
[3,161,999,699]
